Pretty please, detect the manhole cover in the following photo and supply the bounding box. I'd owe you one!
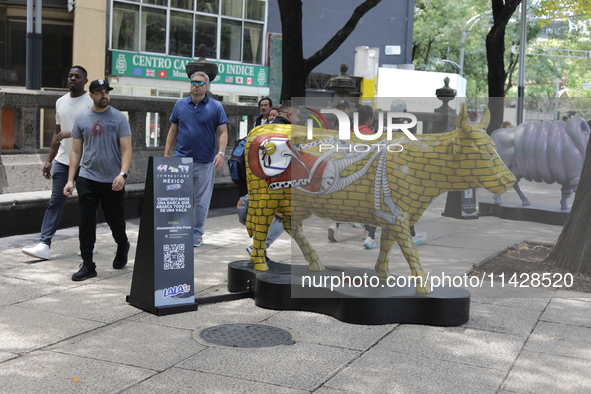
[199,324,294,348]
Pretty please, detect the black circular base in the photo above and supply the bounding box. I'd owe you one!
[479,201,569,226]
[228,260,470,326]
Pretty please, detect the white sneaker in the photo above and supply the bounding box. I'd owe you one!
[328,223,339,242]
[22,243,50,260]
[77,244,98,256]
[413,232,428,246]
[350,223,363,228]
[363,236,377,249]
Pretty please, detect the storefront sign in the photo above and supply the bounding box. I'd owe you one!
[111,50,268,87]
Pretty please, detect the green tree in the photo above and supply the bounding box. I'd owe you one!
[542,4,591,275]
[412,0,472,69]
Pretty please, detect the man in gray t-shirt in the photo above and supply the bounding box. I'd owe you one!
[64,79,132,281]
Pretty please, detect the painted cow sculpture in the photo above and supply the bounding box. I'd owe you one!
[491,117,590,210]
[245,104,516,293]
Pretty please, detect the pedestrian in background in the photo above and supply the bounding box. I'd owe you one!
[22,66,94,261]
[254,97,273,127]
[64,79,132,281]
[164,71,229,247]
[267,106,279,123]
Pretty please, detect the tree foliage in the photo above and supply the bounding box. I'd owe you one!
[412,0,591,127]
[412,0,474,68]
[412,1,591,274]
[534,0,591,22]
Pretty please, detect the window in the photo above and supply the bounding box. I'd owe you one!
[245,0,264,21]
[171,0,194,11]
[170,11,193,57]
[195,14,217,57]
[0,5,73,88]
[222,0,243,18]
[112,2,139,51]
[141,7,167,54]
[197,0,219,14]
[243,22,262,64]
[111,0,266,64]
[144,0,167,5]
[221,18,242,61]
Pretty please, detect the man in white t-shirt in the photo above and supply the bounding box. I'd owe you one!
[22,66,93,260]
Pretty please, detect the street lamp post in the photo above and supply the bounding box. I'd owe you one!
[440,59,461,72]
[459,12,489,78]
[25,0,42,90]
[516,0,527,125]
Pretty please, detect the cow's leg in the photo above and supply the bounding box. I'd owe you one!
[248,206,274,271]
[374,232,394,279]
[513,182,531,206]
[379,223,433,294]
[284,220,325,271]
[560,185,573,210]
[493,194,503,205]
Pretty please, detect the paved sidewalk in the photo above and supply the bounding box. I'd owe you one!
[1,182,590,393]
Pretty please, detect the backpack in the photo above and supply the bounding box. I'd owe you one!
[227,137,247,186]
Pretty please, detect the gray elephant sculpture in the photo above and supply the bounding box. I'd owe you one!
[491,117,590,210]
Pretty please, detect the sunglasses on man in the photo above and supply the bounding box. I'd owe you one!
[191,81,206,86]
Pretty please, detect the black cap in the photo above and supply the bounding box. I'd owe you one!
[89,79,113,93]
[336,99,350,109]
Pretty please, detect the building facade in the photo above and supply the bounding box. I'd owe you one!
[0,0,270,103]
[0,0,415,148]
[108,0,269,102]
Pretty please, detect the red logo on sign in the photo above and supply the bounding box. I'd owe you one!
[158,70,167,78]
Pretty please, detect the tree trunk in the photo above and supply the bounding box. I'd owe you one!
[279,0,382,101]
[278,0,306,101]
[546,138,591,275]
[486,0,521,134]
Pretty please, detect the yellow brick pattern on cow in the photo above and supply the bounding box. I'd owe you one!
[245,105,516,293]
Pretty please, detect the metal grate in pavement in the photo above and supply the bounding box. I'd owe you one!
[199,324,294,348]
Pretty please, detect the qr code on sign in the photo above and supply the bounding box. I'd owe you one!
[163,244,185,270]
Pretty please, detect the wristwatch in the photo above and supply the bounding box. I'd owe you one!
[218,151,225,157]
[119,172,128,179]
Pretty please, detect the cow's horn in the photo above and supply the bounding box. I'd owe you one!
[456,103,469,131]
[478,107,490,130]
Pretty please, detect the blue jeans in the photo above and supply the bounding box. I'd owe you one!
[76,176,127,263]
[39,161,69,246]
[266,216,284,248]
[192,162,215,238]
